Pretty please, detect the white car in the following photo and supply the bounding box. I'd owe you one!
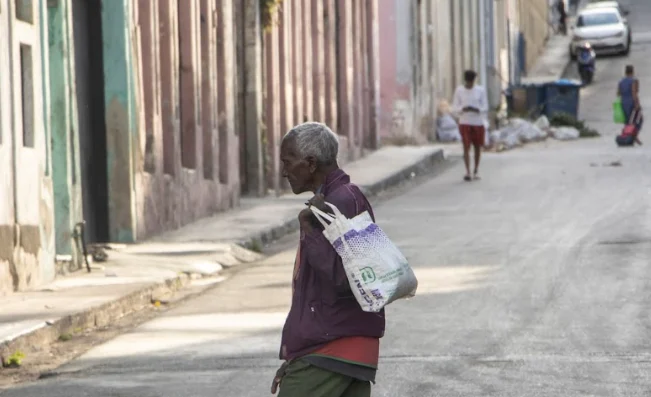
[570,7,631,58]
[586,0,630,18]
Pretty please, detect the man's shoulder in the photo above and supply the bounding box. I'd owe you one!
[325,183,370,217]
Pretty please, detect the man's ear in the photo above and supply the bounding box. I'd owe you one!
[306,156,318,173]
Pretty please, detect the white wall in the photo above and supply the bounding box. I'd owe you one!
[0,0,14,227]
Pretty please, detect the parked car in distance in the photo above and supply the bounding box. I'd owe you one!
[585,0,630,17]
[570,7,631,59]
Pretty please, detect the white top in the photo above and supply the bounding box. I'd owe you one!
[451,85,489,126]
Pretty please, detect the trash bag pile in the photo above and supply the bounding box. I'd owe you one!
[490,115,580,151]
[490,116,548,151]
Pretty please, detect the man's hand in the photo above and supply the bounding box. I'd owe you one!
[299,193,330,232]
[298,208,315,232]
[306,193,327,212]
[270,360,291,394]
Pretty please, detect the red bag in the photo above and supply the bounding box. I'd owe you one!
[622,124,637,137]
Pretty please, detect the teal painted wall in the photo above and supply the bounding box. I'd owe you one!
[102,0,137,243]
[48,1,72,256]
[47,0,83,268]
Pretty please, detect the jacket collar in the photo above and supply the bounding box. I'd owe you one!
[320,168,350,196]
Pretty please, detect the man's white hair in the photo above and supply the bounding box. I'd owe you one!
[282,122,339,165]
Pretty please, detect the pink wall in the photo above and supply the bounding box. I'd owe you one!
[133,0,240,240]
[260,0,379,191]
[377,0,412,139]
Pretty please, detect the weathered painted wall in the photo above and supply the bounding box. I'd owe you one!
[378,0,552,142]
[48,0,85,274]
[517,0,550,74]
[254,0,379,194]
[102,0,138,243]
[0,0,57,295]
[377,0,413,140]
[0,0,15,294]
[121,0,240,240]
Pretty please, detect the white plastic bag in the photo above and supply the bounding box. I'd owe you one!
[483,120,491,147]
[311,202,418,313]
[534,115,550,131]
[509,118,546,143]
[551,126,580,140]
[436,114,461,142]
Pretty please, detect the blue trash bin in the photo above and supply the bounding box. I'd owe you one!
[526,83,548,118]
[545,79,581,119]
[506,83,548,118]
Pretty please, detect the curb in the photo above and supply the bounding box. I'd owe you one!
[0,274,192,364]
[238,148,447,251]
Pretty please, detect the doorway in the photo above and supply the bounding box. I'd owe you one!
[72,0,109,243]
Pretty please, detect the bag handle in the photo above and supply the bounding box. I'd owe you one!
[324,202,345,219]
[310,206,335,228]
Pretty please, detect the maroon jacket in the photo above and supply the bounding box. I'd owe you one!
[279,169,386,360]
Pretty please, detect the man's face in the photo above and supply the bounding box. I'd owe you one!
[464,78,475,89]
[280,138,315,194]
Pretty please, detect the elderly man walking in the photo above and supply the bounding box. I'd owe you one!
[271,122,385,397]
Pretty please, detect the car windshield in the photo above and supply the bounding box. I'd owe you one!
[577,12,620,27]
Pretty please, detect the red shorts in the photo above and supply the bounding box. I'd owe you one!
[460,124,485,148]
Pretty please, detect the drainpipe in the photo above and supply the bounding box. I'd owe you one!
[506,1,513,87]
[479,0,487,87]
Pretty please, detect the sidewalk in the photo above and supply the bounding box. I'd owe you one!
[0,145,448,364]
[522,34,572,84]
[522,2,586,84]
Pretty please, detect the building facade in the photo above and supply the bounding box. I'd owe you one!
[0,0,56,295]
[0,0,382,295]
[243,0,380,196]
[378,0,551,141]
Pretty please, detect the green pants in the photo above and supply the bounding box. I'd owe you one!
[278,359,371,397]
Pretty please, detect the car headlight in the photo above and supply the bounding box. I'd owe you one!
[614,31,625,37]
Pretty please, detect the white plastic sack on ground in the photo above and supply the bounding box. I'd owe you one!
[534,115,550,131]
[490,130,502,146]
[508,118,547,143]
[436,114,461,142]
[490,129,520,150]
[551,126,580,140]
[311,202,418,313]
[483,120,491,147]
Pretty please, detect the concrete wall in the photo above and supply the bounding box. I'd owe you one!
[377,0,415,141]
[517,0,550,74]
[247,0,380,195]
[0,0,56,295]
[378,0,552,142]
[100,0,240,242]
[48,0,85,274]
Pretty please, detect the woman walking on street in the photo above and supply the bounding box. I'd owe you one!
[618,65,643,145]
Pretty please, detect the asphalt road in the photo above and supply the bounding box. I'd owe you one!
[4,2,651,397]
